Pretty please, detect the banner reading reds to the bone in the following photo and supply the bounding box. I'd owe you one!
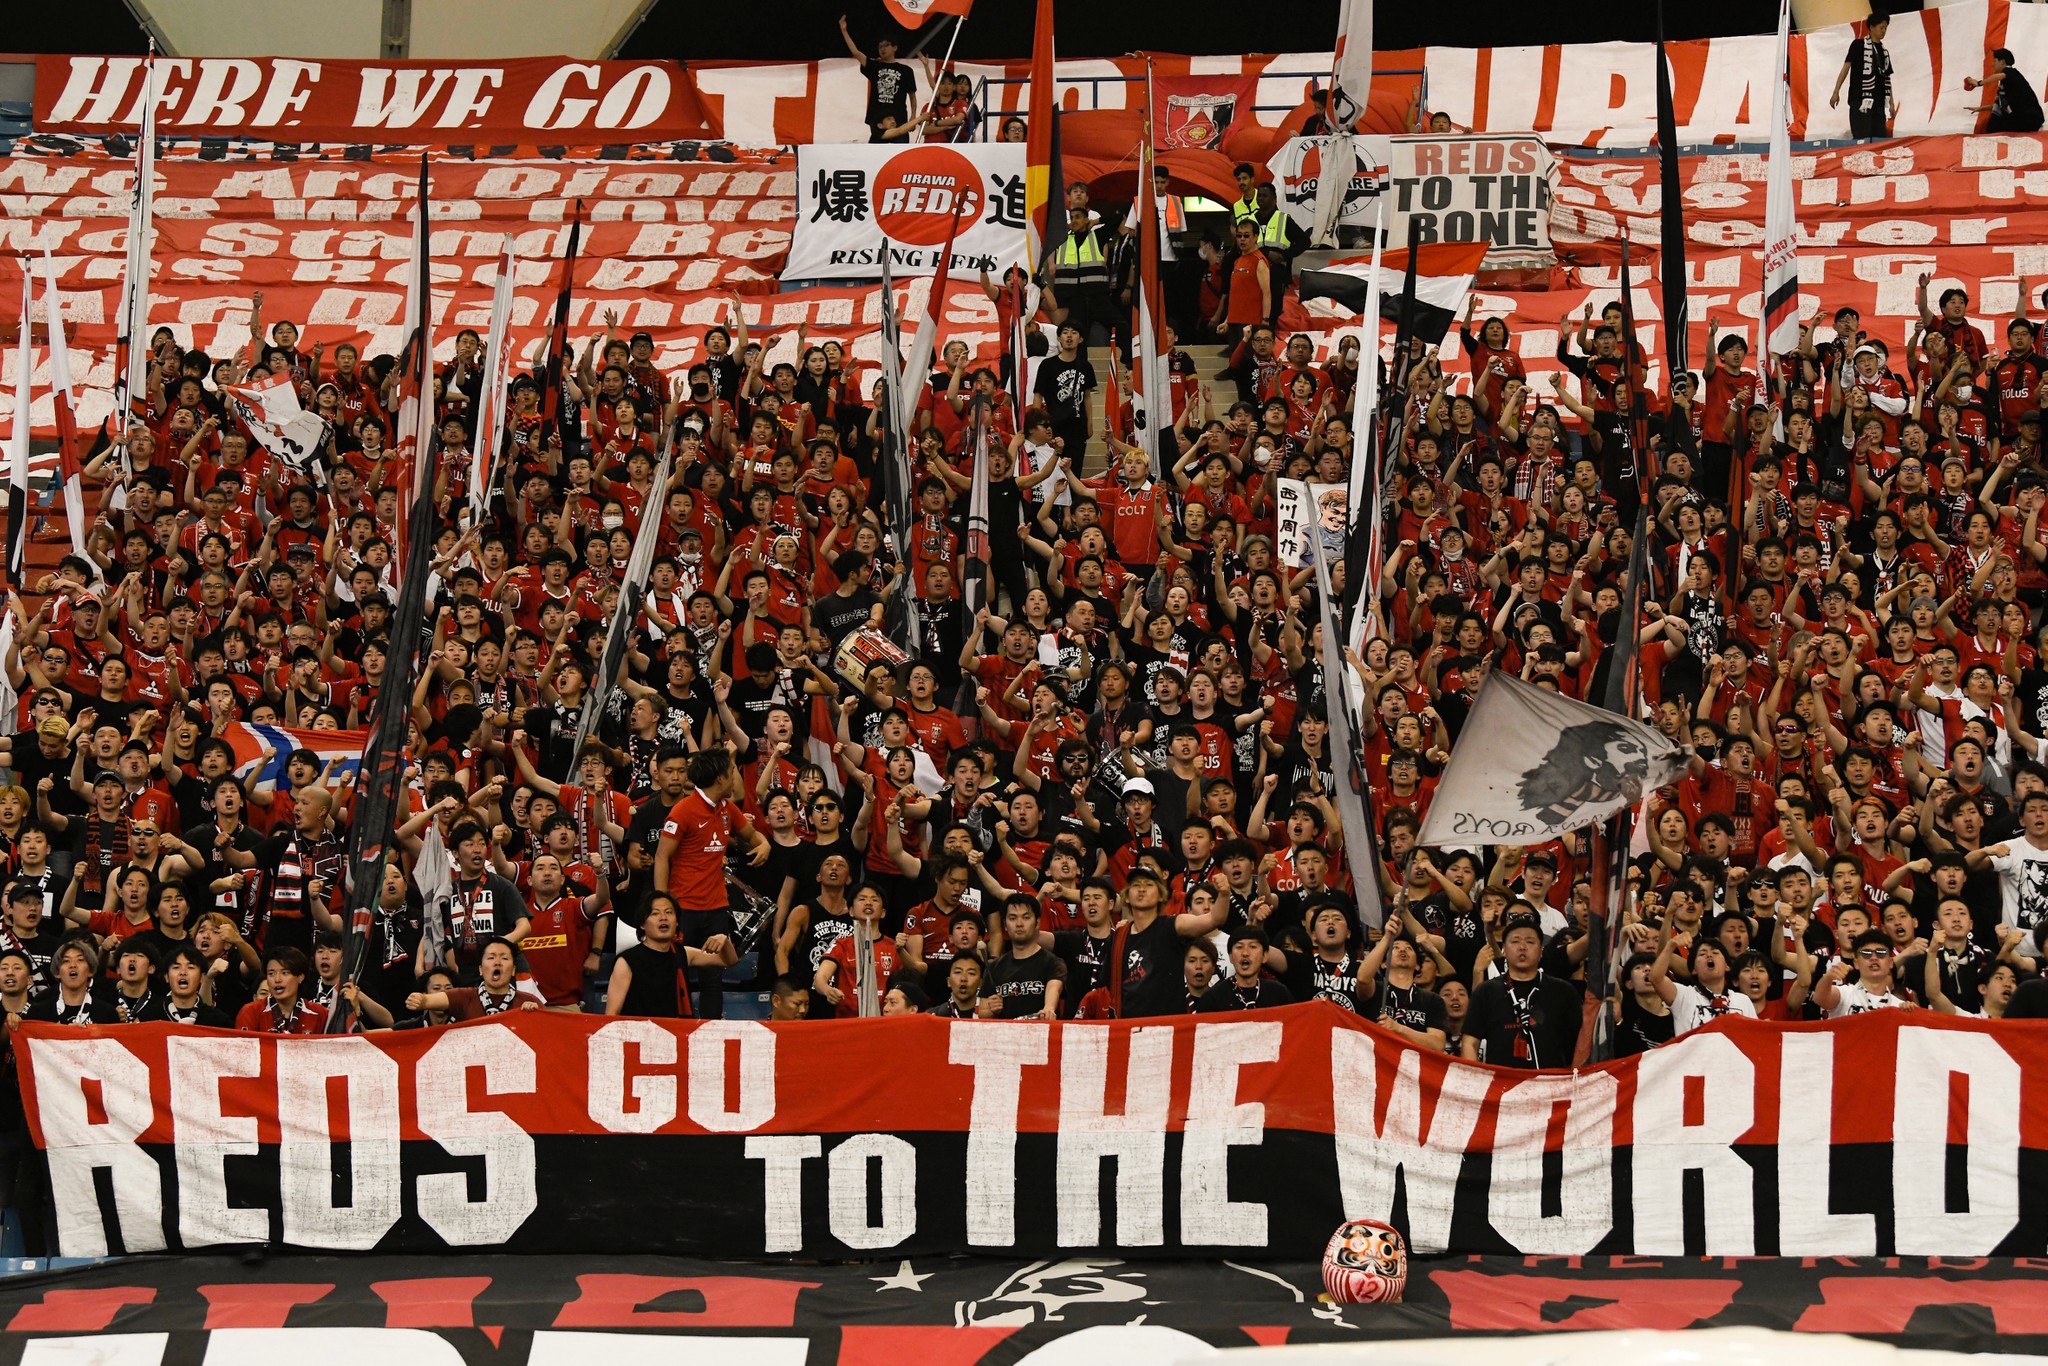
[17,1006,2048,1260]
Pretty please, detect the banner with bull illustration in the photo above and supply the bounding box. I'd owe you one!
[16,1006,2048,1260]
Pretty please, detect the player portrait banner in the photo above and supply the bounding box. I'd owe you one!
[17,1007,2048,1260]
[32,55,715,142]
[1275,479,1346,569]
[1416,672,1688,847]
[789,144,1029,280]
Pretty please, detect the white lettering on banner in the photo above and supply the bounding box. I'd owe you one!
[276,1040,401,1251]
[746,1135,823,1253]
[167,1035,267,1249]
[1776,1034,1878,1254]
[1329,1031,1487,1255]
[1182,1022,1282,1246]
[588,1019,679,1133]
[1485,1071,1616,1253]
[1056,1025,1173,1247]
[526,1333,810,1366]
[687,1020,777,1132]
[17,1333,171,1366]
[412,1024,539,1246]
[827,1134,918,1250]
[195,1328,467,1366]
[950,1022,1050,1247]
[1632,1033,1757,1256]
[28,1037,167,1257]
[1891,1028,2020,1255]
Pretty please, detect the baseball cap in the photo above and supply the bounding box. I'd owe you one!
[1123,778,1156,797]
[1126,866,1168,888]
[2023,410,2043,425]
[630,330,654,346]
[92,770,122,788]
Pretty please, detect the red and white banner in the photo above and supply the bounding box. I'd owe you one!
[32,56,717,143]
[17,1006,2048,1259]
[23,3,2048,150]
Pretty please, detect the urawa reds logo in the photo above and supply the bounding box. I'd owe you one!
[873,145,984,244]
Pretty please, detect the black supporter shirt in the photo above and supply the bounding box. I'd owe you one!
[1464,973,1583,1069]
[1116,914,1188,1018]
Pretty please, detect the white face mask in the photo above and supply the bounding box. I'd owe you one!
[602,514,624,529]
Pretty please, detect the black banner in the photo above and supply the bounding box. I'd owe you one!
[4,1255,2048,1363]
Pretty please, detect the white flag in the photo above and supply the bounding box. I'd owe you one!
[114,54,157,427]
[1761,0,1799,356]
[470,241,517,525]
[1329,0,1374,133]
[222,370,328,472]
[1415,673,1689,849]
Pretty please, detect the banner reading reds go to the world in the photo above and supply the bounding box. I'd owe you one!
[787,144,1028,280]
[18,1005,2048,1260]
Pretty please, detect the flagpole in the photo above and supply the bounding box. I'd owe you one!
[913,12,969,144]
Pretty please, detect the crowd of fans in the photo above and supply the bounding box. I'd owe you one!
[8,114,2048,1252]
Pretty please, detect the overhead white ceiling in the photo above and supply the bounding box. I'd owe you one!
[127,0,657,58]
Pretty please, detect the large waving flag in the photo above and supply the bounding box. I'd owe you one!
[222,721,369,795]
[897,199,970,410]
[885,0,971,26]
[37,251,89,558]
[5,274,29,586]
[1298,240,1489,346]
[1129,141,1173,476]
[1655,32,1690,380]
[1416,673,1689,849]
[1328,0,1375,132]
[543,203,584,444]
[222,369,328,473]
[471,239,517,527]
[390,156,436,572]
[1023,0,1063,270]
[1761,0,1800,356]
[876,251,923,653]
[113,53,157,429]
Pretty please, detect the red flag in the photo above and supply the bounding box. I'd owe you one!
[1024,0,1059,267]
[884,0,972,27]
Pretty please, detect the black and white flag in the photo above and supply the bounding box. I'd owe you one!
[1415,672,1688,848]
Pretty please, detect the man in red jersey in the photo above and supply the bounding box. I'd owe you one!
[652,747,769,1018]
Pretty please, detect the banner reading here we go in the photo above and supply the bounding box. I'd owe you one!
[17,1005,2045,1258]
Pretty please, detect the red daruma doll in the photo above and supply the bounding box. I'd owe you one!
[1322,1218,1408,1303]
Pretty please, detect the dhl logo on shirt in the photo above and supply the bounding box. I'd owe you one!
[521,934,569,951]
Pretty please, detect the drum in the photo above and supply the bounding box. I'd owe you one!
[833,627,910,691]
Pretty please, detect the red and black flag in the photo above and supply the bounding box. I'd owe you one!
[542,203,584,449]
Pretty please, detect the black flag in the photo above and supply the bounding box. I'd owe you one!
[1655,33,1689,381]
[333,162,441,1030]
[542,204,584,452]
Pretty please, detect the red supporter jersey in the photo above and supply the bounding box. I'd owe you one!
[661,789,744,909]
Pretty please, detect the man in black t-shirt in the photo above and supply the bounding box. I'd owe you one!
[1832,14,1894,141]
[1115,866,1227,1017]
[839,19,915,141]
[1195,928,1293,1011]
[1462,916,1584,1069]
[981,897,1066,1018]
[1033,324,1097,455]
[1357,929,1449,1050]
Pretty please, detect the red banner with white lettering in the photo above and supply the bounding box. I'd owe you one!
[17,1005,2048,1259]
